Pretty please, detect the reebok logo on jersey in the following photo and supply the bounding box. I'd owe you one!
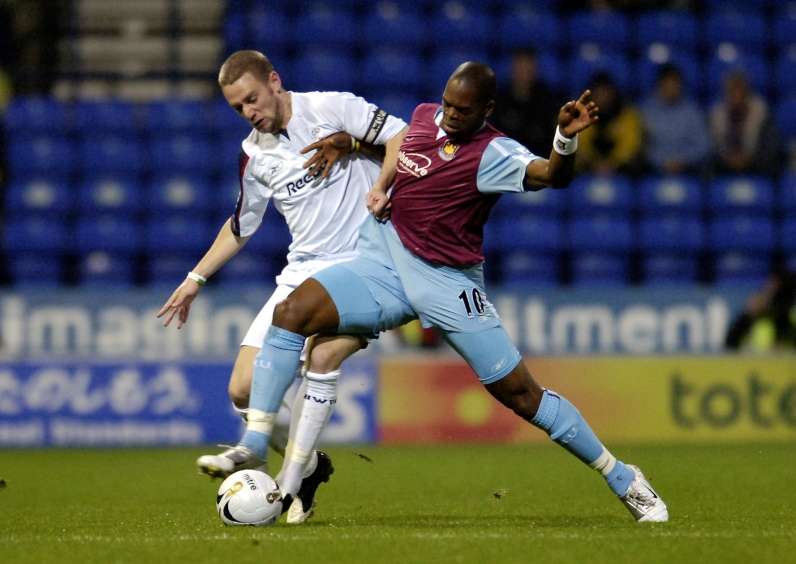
[397,150,431,177]
[285,172,318,196]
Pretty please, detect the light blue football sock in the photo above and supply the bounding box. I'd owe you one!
[532,389,635,496]
[239,327,306,459]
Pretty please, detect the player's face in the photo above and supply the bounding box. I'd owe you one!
[440,79,494,140]
[222,71,285,134]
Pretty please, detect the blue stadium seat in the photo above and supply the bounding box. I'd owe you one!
[569,48,632,93]
[80,136,144,175]
[708,177,774,215]
[3,96,69,134]
[500,251,559,288]
[7,136,75,178]
[78,251,134,287]
[149,136,216,175]
[292,7,358,48]
[363,91,418,123]
[497,214,563,253]
[209,97,250,140]
[568,12,630,51]
[359,50,424,91]
[75,216,141,253]
[145,217,212,254]
[497,7,561,51]
[642,254,699,284]
[492,187,565,217]
[774,7,796,47]
[72,100,139,135]
[708,216,774,252]
[148,174,213,214]
[147,253,197,284]
[6,177,71,214]
[713,252,770,286]
[246,7,292,53]
[427,50,491,95]
[362,3,425,48]
[780,218,796,254]
[223,11,247,53]
[774,48,796,98]
[568,216,633,252]
[705,11,766,50]
[291,49,356,92]
[430,4,491,47]
[639,216,703,252]
[706,47,768,96]
[143,100,214,133]
[215,250,279,286]
[566,175,634,215]
[8,255,61,287]
[2,216,70,253]
[636,46,701,96]
[782,173,796,212]
[78,176,140,214]
[636,11,698,50]
[241,216,292,254]
[638,176,703,215]
[571,253,629,286]
[775,96,796,137]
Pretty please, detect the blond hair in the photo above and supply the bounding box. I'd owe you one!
[218,50,274,86]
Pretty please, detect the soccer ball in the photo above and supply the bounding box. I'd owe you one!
[216,470,284,526]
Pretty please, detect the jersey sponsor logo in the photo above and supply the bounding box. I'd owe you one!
[438,140,460,161]
[285,172,318,196]
[397,150,431,177]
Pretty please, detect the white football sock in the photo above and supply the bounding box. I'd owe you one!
[278,370,338,496]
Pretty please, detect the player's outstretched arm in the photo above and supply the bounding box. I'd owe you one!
[367,126,408,219]
[156,218,249,328]
[524,90,599,190]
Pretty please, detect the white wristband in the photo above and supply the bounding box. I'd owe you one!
[553,126,578,155]
[186,271,207,286]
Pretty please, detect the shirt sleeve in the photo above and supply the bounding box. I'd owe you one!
[316,92,407,145]
[231,151,271,238]
[476,137,540,194]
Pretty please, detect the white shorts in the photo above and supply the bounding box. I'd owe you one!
[240,253,358,349]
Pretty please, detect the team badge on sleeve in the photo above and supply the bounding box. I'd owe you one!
[438,140,460,161]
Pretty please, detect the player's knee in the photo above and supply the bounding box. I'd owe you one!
[272,296,314,335]
[309,338,363,372]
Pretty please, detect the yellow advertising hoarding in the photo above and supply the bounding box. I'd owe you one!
[379,356,796,443]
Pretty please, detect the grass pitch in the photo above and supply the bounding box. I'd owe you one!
[0,443,793,564]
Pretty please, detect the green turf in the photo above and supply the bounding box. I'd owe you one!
[0,443,793,564]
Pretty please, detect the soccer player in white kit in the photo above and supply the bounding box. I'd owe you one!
[157,50,407,522]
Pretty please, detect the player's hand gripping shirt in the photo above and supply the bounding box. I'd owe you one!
[390,103,541,267]
[233,91,405,263]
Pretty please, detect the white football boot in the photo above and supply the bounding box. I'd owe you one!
[620,464,669,522]
[196,445,266,479]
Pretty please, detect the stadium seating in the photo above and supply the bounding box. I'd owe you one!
[430,4,491,48]
[705,11,766,50]
[78,176,141,215]
[566,175,634,216]
[638,176,703,215]
[636,11,698,50]
[79,136,144,175]
[568,48,633,93]
[293,6,358,48]
[362,3,426,48]
[149,136,217,174]
[6,178,72,215]
[360,50,424,91]
[73,100,139,134]
[291,49,356,92]
[3,216,70,253]
[706,46,769,96]
[75,216,141,253]
[497,7,561,51]
[8,255,62,287]
[708,177,774,215]
[500,251,559,288]
[642,254,699,285]
[568,12,630,51]
[78,251,135,287]
[3,96,69,134]
[147,175,214,215]
[7,136,75,178]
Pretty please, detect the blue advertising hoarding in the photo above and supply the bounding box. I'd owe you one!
[0,357,378,447]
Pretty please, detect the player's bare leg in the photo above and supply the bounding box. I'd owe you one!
[486,362,669,522]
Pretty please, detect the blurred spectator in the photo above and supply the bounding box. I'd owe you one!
[725,267,796,352]
[492,48,560,157]
[709,70,780,176]
[641,64,709,176]
[576,72,643,176]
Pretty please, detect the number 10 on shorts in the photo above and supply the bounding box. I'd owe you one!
[458,288,486,318]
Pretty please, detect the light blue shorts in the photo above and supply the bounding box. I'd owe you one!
[312,216,521,384]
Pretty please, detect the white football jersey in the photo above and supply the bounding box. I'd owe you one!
[232,91,406,264]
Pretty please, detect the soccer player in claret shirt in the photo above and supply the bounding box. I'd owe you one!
[234,61,669,522]
[156,50,407,523]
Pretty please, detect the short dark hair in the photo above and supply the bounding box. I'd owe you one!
[218,50,274,86]
[450,61,497,103]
